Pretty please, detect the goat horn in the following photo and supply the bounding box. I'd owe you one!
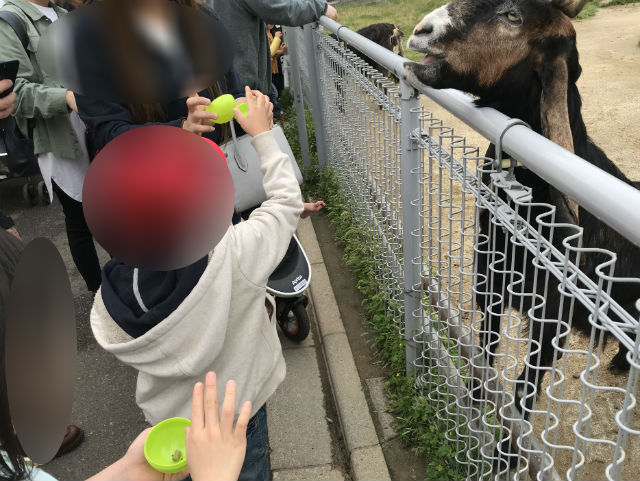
[552,0,588,18]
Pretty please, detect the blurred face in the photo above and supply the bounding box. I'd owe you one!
[82,126,235,271]
[37,0,234,104]
[4,239,76,465]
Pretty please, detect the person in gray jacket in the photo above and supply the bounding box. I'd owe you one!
[211,0,338,94]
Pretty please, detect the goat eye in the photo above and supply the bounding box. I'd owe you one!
[506,11,521,23]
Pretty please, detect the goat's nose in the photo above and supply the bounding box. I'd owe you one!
[414,23,434,36]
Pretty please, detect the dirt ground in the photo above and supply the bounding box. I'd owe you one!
[575,4,640,179]
[412,5,640,480]
[421,3,640,181]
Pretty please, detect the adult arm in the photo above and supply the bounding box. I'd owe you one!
[239,0,328,26]
[77,68,243,150]
[75,95,183,150]
[0,24,69,120]
[85,429,188,481]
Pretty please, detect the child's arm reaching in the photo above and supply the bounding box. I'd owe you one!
[231,87,304,286]
[301,201,325,219]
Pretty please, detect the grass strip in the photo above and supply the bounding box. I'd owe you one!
[279,91,466,480]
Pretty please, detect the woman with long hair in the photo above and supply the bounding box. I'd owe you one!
[75,0,243,152]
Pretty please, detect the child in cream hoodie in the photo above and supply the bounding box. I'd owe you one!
[90,88,303,481]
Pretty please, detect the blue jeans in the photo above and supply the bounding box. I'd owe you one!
[238,404,269,481]
[182,404,269,481]
[269,82,282,117]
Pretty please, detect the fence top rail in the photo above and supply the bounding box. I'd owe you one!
[316,16,640,248]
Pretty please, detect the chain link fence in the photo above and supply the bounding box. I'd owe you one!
[283,19,640,481]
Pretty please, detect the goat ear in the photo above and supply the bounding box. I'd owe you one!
[539,56,574,154]
[392,26,405,57]
[539,55,580,223]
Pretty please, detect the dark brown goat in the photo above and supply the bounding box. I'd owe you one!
[404,0,640,422]
[357,22,404,57]
[332,23,404,76]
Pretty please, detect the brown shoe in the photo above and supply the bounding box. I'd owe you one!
[55,425,84,458]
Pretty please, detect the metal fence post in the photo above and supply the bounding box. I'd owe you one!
[400,78,421,377]
[282,26,311,171]
[303,24,329,169]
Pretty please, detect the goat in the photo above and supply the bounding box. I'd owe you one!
[331,23,404,77]
[403,0,640,423]
[355,23,404,76]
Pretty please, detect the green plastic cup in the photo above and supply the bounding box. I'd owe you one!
[144,417,191,474]
[205,94,248,124]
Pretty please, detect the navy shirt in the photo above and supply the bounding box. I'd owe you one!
[76,68,243,151]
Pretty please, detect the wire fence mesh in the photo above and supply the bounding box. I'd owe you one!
[290,23,640,481]
[316,31,406,329]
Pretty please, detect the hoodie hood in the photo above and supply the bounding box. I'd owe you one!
[101,256,208,338]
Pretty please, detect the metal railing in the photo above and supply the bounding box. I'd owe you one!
[283,18,640,481]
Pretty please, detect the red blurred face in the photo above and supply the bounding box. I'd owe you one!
[82,126,234,270]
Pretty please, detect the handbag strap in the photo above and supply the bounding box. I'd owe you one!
[229,120,249,172]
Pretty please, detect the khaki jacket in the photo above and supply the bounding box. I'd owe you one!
[0,0,84,159]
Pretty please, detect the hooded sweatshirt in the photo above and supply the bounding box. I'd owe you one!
[90,130,303,424]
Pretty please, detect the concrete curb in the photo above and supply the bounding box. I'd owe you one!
[297,217,392,481]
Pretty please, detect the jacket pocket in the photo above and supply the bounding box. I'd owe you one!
[27,34,39,54]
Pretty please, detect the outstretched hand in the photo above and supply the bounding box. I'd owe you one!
[0,79,16,119]
[301,201,326,219]
[233,86,273,137]
[86,429,188,481]
[186,372,252,481]
[183,94,218,135]
[325,5,338,21]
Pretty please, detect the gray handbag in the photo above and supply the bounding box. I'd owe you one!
[222,122,303,213]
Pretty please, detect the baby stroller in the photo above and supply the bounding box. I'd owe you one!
[267,234,312,342]
[0,150,49,207]
[0,118,49,206]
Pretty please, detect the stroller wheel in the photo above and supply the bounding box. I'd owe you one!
[37,181,51,205]
[22,182,39,206]
[277,301,310,342]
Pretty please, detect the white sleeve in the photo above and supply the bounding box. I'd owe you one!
[232,130,304,286]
